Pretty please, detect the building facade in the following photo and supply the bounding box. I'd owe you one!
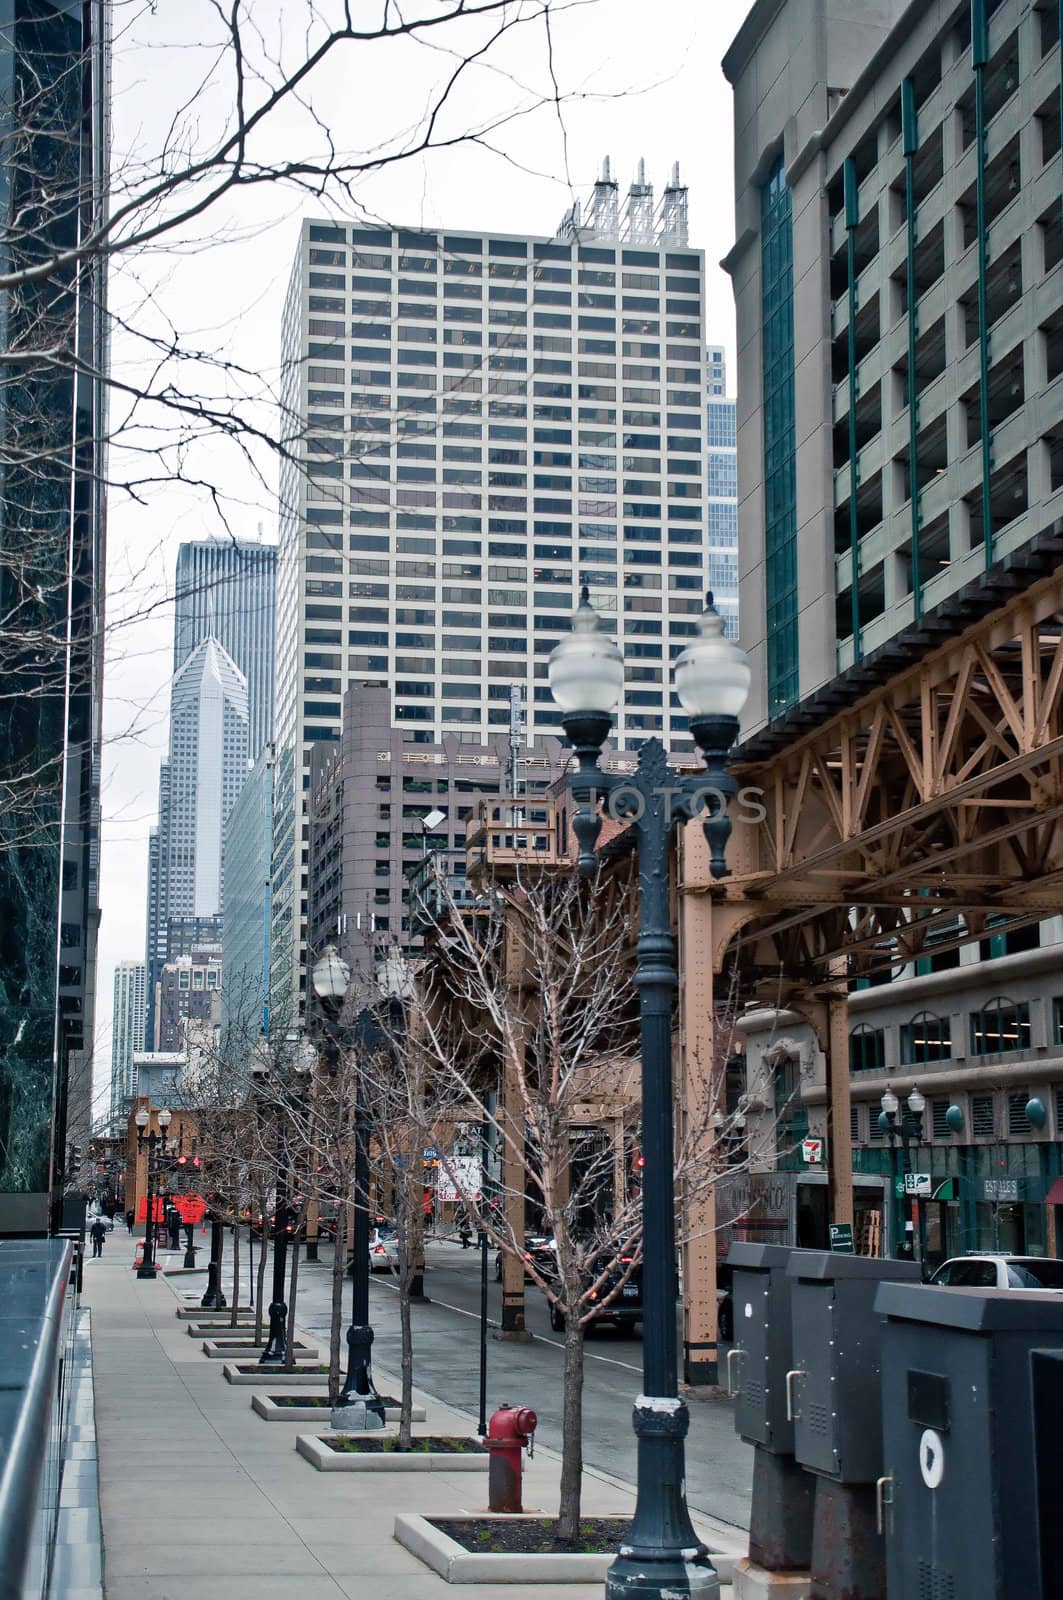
[221,744,274,1042]
[706,353,739,639]
[307,683,570,980]
[174,539,276,760]
[724,0,1063,732]
[273,164,711,1009]
[0,0,109,1232]
[110,961,146,1120]
[154,951,222,1054]
[721,0,1063,1264]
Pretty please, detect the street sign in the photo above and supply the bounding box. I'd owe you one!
[423,1148,439,1160]
[903,1173,932,1197]
[801,1137,823,1165]
[438,1155,481,1203]
[829,1222,854,1253]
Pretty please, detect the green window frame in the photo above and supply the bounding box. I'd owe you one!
[969,996,1031,1056]
[900,1010,952,1065]
[849,1024,885,1072]
[761,156,798,716]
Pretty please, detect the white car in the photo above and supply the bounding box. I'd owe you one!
[929,1254,1063,1290]
[369,1224,399,1273]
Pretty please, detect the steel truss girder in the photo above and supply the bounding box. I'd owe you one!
[724,568,1063,973]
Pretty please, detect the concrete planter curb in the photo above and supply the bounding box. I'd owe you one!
[251,1393,426,1423]
[175,1304,253,1319]
[185,1321,257,1337]
[201,1339,317,1359]
[394,1514,739,1586]
[223,1362,325,1385]
[296,1434,488,1472]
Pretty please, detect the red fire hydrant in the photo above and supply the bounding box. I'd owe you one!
[486,1403,537,1512]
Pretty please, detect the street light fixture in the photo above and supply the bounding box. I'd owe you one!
[135,1107,171,1279]
[879,1085,928,1274]
[549,590,750,1600]
[256,1035,311,1365]
[311,945,386,1430]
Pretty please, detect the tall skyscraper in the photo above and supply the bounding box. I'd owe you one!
[173,540,276,759]
[110,962,146,1119]
[706,351,738,640]
[164,637,249,923]
[272,162,709,1009]
[0,0,109,1231]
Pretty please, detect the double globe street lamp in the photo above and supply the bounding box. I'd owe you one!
[548,590,751,1600]
[253,1033,314,1364]
[879,1085,928,1271]
[134,1106,172,1280]
[312,945,386,1430]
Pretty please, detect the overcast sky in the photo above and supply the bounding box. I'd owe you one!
[95,0,754,1111]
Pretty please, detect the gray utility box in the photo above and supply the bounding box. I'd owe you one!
[786,1251,919,1483]
[876,1283,1063,1600]
[729,1242,810,1453]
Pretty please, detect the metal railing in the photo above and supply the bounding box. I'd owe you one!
[0,1238,78,1600]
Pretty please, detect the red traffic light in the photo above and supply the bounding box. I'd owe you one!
[634,1155,645,1170]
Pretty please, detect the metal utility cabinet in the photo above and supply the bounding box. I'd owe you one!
[876,1282,1063,1600]
[728,1243,815,1573]
[786,1250,919,1600]
[786,1252,919,1482]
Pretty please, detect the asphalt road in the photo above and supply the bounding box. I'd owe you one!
[272,1235,753,1532]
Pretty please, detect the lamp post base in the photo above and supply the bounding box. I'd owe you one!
[336,1323,386,1426]
[330,1399,385,1431]
[201,1262,227,1309]
[606,1398,720,1600]
[606,1556,720,1600]
[136,1263,159,1280]
[258,1299,288,1364]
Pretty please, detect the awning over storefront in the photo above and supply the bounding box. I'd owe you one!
[1044,1177,1063,1206]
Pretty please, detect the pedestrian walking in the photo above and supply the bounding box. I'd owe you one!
[168,1208,182,1250]
[454,1204,472,1249]
[126,1208,134,1232]
[89,1218,107,1258]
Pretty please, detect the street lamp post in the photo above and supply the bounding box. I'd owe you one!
[879,1086,928,1274]
[135,1107,172,1280]
[312,946,386,1430]
[257,1035,312,1365]
[549,591,751,1600]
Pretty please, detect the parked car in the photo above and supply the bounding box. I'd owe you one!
[494,1233,555,1283]
[929,1254,1063,1289]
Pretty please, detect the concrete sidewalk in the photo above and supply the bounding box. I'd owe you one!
[83,1252,744,1599]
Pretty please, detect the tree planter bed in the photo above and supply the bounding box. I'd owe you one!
[201,1338,317,1359]
[394,1514,738,1586]
[223,1362,327,1385]
[297,1433,487,1472]
[252,1393,426,1423]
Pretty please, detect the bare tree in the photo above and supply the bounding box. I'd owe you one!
[406,866,760,1541]
[0,0,603,845]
